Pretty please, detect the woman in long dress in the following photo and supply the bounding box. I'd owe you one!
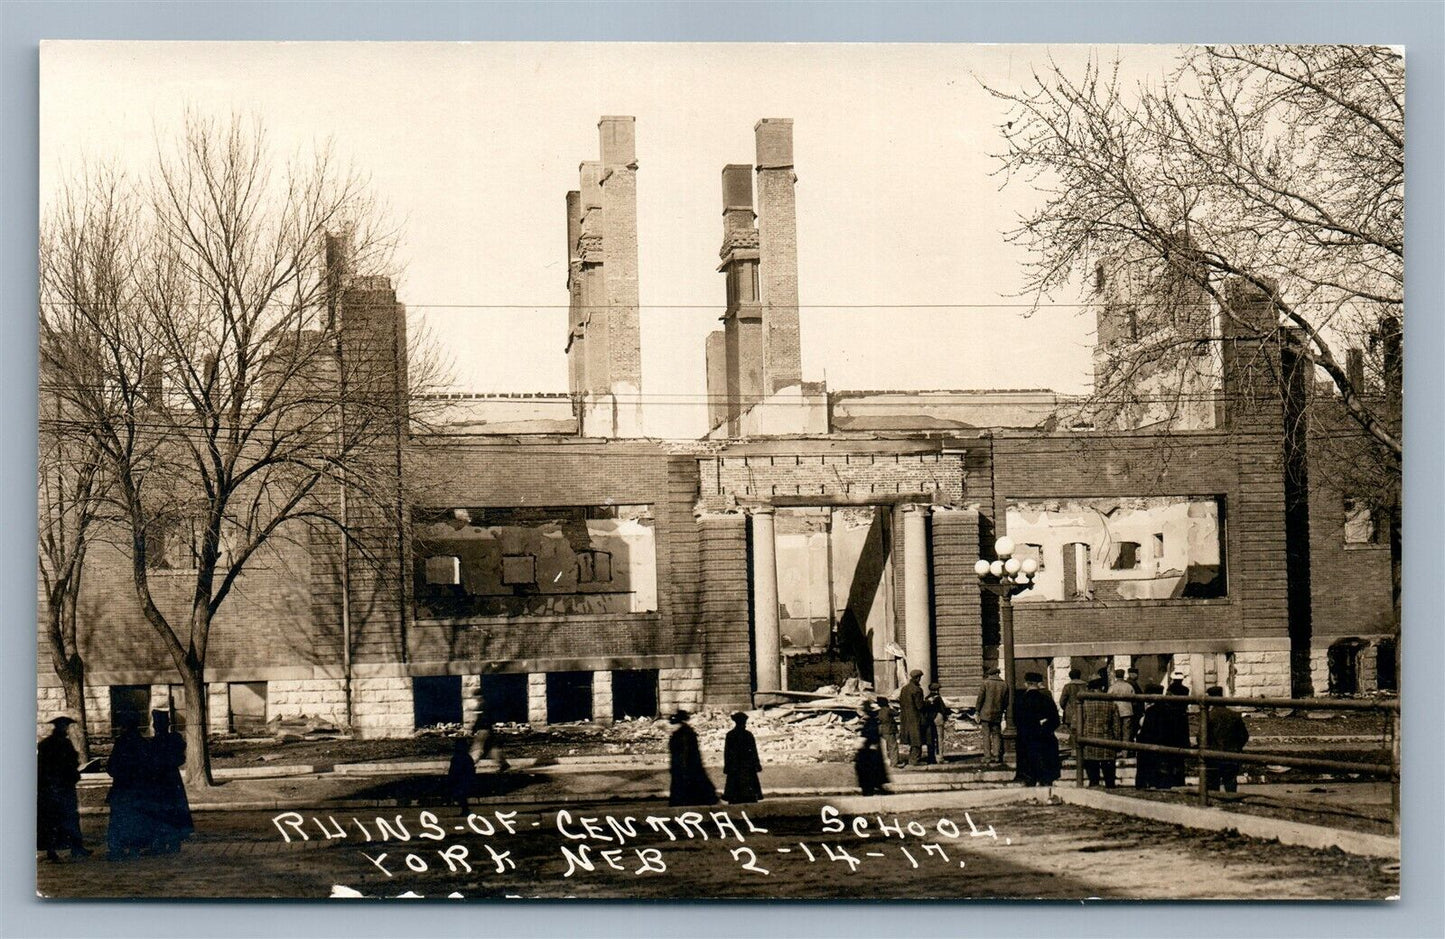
[722,712,763,804]
[667,711,718,807]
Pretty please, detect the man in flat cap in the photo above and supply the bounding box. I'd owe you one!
[975,667,1009,765]
[897,670,927,768]
[37,715,89,862]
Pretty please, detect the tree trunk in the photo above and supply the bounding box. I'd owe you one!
[58,656,90,764]
[180,666,214,787]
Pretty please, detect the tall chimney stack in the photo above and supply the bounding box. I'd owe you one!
[717,163,764,436]
[754,119,803,395]
[598,117,643,435]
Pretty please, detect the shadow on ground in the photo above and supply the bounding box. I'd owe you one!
[343,772,546,806]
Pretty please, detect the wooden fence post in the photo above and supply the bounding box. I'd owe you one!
[1197,699,1210,808]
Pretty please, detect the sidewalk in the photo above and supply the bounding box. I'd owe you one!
[76,756,1018,814]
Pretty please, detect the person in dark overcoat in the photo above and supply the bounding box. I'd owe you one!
[105,716,149,860]
[897,670,926,767]
[447,736,478,813]
[144,709,193,853]
[854,703,890,796]
[1134,683,1168,788]
[1204,686,1250,793]
[1153,680,1193,788]
[667,711,718,807]
[38,715,89,862]
[875,696,899,767]
[722,712,763,804]
[1013,672,1062,786]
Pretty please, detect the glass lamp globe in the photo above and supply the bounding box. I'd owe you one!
[989,560,1004,578]
[1020,558,1039,575]
[994,536,1015,558]
[1004,557,1021,575]
[974,559,992,577]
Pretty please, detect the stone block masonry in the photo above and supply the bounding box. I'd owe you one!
[527,673,548,724]
[1231,649,1292,698]
[592,670,614,725]
[267,678,350,725]
[658,667,704,717]
[351,676,413,739]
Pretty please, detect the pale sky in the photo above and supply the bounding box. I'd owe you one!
[41,42,1187,437]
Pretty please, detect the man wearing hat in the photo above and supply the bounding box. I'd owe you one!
[37,715,89,862]
[1014,672,1062,786]
[897,670,927,768]
[666,710,718,807]
[922,681,951,764]
[975,667,1009,765]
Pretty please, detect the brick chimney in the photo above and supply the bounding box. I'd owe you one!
[598,116,643,435]
[717,163,763,436]
[564,189,585,396]
[754,119,803,395]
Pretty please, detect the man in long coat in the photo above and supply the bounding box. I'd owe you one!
[1057,668,1087,744]
[722,712,763,804]
[144,709,193,853]
[667,710,718,807]
[105,715,149,860]
[975,667,1009,765]
[38,715,89,862]
[897,670,926,767]
[1014,672,1062,786]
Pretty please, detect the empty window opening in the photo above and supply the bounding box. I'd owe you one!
[1375,639,1398,693]
[1152,532,1166,559]
[611,669,659,720]
[413,675,463,729]
[229,682,268,735]
[1327,639,1369,696]
[546,671,594,724]
[577,550,612,584]
[1062,543,1092,599]
[109,685,151,736]
[479,673,529,725]
[1018,543,1045,571]
[1343,498,1384,545]
[425,555,461,585]
[1110,541,1142,570]
[501,554,537,587]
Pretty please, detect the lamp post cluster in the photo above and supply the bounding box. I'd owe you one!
[975,536,1038,760]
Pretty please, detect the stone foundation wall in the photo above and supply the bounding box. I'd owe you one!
[267,678,350,725]
[592,670,614,725]
[207,683,230,735]
[658,666,703,716]
[1309,648,1329,697]
[461,675,482,729]
[1231,650,1291,698]
[527,674,547,724]
[352,677,413,739]
[36,686,69,738]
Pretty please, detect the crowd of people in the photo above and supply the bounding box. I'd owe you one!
[37,708,194,863]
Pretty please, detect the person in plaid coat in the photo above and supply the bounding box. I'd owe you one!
[1080,678,1123,787]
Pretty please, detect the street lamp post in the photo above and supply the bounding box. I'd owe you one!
[975,536,1038,764]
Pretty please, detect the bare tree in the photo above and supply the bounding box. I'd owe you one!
[40,115,445,784]
[984,44,1403,620]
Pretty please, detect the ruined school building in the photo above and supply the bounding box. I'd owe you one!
[39,117,1397,738]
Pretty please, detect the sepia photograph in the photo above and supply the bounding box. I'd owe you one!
[33,38,1404,902]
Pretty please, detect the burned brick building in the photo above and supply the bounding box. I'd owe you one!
[38,116,1397,738]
